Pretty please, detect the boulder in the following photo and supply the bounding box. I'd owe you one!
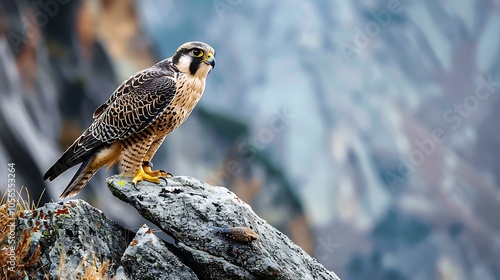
[1,176,340,279]
[108,175,339,280]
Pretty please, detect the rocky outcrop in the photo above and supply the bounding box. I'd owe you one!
[1,199,131,279]
[2,176,340,279]
[116,224,198,279]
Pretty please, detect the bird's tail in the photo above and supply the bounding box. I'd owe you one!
[43,160,75,182]
[59,155,97,199]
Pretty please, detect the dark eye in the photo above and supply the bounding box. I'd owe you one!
[191,49,204,57]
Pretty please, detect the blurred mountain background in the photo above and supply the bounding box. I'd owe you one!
[1,0,499,279]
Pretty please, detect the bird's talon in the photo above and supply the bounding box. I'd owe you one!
[131,166,161,186]
[46,42,215,199]
[158,170,173,178]
[142,164,171,178]
[159,176,169,185]
[131,179,140,190]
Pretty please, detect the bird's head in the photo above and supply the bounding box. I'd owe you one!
[172,41,216,79]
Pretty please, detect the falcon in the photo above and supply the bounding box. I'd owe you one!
[44,41,216,199]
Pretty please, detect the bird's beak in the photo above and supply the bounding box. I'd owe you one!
[203,53,216,68]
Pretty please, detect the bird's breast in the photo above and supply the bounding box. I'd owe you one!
[155,74,206,134]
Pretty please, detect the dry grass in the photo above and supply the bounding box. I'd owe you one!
[0,187,113,279]
[0,186,42,279]
[58,246,112,280]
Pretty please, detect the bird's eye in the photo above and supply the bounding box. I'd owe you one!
[191,49,204,57]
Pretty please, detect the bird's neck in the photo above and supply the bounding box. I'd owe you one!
[187,74,206,95]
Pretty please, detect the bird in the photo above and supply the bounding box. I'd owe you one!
[43,41,216,199]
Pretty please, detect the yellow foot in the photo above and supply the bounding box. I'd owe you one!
[132,166,164,186]
[142,161,173,178]
[132,166,171,186]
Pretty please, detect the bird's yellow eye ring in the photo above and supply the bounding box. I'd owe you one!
[191,49,204,57]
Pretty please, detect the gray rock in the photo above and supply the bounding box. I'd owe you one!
[107,175,340,280]
[5,176,339,279]
[10,199,130,279]
[117,224,197,280]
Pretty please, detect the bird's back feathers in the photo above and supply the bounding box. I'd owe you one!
[43,41,215,198]
[44,63,177,193]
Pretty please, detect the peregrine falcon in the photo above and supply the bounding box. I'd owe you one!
[44,41,216,199]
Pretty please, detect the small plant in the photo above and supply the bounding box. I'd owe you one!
[0,186,43,279]
[0,187,113,279]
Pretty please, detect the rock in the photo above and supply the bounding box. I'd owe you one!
[2,200,131,279]
[107,175,340,280]
[1,176,340,279]
[117,224,197,280]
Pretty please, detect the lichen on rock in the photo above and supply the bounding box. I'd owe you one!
[1,176,340,279]
[107,175,340,280]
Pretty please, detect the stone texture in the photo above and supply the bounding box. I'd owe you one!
[7,200,130,279]
[107,175,340,280]
[2,176,340,279]
[117,224,197,280]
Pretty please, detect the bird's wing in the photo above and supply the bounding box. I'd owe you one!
[44,67,177,182]
[61,69,176,166]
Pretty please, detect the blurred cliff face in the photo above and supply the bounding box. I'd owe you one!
[0,0,314,258]
[0,0,112,202]
[1,0,500,279]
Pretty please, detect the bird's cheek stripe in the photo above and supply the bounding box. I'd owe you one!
[189,60,200,76]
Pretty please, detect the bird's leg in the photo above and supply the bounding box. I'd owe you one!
[131,165,162,186]
[142,161,173,178]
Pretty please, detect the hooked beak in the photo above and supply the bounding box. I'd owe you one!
[203,53,216,68]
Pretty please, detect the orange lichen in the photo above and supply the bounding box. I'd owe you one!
[0,187,44,279]
[130,239,138,247]
[54,207,69,216]
[1,189,112,279]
